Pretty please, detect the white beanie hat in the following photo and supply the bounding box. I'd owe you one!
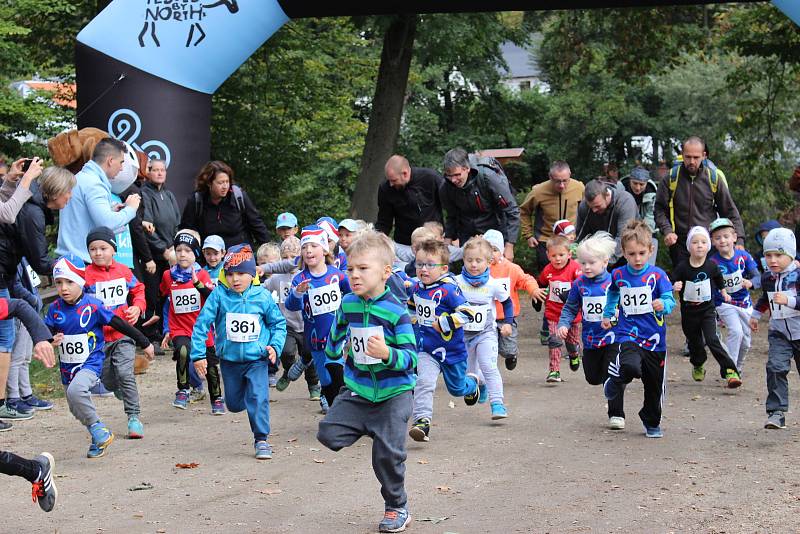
[686,226,710,250]
[763,227,796,260]
[483,229,504,252]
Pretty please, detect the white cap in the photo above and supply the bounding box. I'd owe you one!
[202,235,225,252]
[483,229,504,252]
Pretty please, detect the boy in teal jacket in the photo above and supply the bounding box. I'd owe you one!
[191,244,287,460]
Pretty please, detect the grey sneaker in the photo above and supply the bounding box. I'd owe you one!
[0,402,34,420]
[32,453,58,512]
[765,411,786,429]
[189,388,206,404]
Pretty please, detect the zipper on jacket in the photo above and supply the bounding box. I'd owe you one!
[363,299,379,400]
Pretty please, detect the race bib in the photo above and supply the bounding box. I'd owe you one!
[684,279,712,303]
[620,285,653,315]
[226,313,261,342]
[722,270,743,293]
[464,304,491,332]
[279,281,291,304]
[350,326,384,365]
[494,277,511,295]
[548,281,571,303]
[26,264,41,288]
[582,296,606,322]
[171,288,201,314]
[415,296,436,327]
[59,333,90,364]
[308,283,340,315]
[768,291,800,320]
[96,278,128,307]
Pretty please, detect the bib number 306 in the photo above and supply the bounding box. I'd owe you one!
[308,283,340,315]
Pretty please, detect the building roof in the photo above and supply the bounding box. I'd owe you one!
[500,41,541,80]
[10,80,76,108]
[479,148,525,160]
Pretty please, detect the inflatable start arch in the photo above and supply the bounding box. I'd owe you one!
[75,0,799,201]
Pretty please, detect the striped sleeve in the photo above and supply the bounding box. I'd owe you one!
[384,308,417,372]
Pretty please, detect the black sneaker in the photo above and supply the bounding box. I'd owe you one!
[32,452,57,512]
[0,419,11,432]
[505,355,517,371]
[408,418,430,442]
[569,355,581,372]
[463,373,481,406]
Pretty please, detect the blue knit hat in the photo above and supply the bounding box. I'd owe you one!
[224,244,256,277]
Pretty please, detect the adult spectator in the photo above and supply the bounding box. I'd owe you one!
[575,179,638,265]
[375,155,444,246]
[141,158,180,344]
[439,148,520,260]
[604,163,620,186]
[0,157,47,224]
[654,136,744,267]
[55,138,140,262]
[621,166,659,263]
[520,160,585,273]
[180,160,269,249]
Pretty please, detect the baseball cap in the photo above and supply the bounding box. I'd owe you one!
[276,212,298,229]
[339,219,362,232]
[709,218,735,234]
[202,235,225,252]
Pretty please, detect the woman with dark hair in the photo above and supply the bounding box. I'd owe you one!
[179,160,269,248]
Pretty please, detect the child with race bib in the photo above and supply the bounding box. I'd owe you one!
[285,225,351,412]
[46,255,154,458]
[318,231,417,533]
[709,218,760,374]
[483,230,542,372]
[257,242,283,388]
[557,232,625,429]
[455,236,515,420]
[190,244,286,460]
[601,220,675,438]
[83,227,148,439]
[537,235,582,383]
[408,239,480,443]
[202,235,226,287]
[317,216,348,272]
[161,231,222,413]
[750,228,800,430]
[263,236,322,401]
[672,226,741,388]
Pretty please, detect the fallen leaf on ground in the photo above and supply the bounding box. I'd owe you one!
[448,401,455,409]
[417,459,429,464]
[313,458,326,463]
[417,516,449,524]
[257,488,283,495]
[128,482,153,491]
[175,463,200,469]
[287,438,298,442]
[436,485,451,492]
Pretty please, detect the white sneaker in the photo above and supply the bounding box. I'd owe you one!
[608,416,625,430]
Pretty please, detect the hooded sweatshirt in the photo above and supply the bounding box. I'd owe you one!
[753,261,800,341]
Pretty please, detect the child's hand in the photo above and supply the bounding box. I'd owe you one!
[142,314,160,328]
[191,269,198,284]
[366,336,390,361]
[530,288,546,302]
[601,318,612,330]
[499,323,512,337]
[652,299,664,313]
[33,341,56,368]
[773,292,789,306]
[742,279,753,290]
[161,332,171,350]
[52,332,63,346]
[722,289,732,303]
[194,358,207,378]
[125,305,142,324]
[556,326,569,340]
[266,346,277,363]
[672,281,683,292]
[295,280,310,294]
[143,344,155,362]
[749,318,759,332]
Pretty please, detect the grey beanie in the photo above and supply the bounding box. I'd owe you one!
[763,227,796,260]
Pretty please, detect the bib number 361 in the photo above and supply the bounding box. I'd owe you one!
[226,313,261,342]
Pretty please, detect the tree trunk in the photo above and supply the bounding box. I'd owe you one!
[350,15,417,221]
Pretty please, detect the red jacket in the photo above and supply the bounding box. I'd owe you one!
[84,261,146,343]
[160,268,214,343]
[537,259,582,323]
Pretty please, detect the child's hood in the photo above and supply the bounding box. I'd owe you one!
[755,220,781,246]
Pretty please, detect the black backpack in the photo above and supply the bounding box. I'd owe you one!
[468,154,517,211]
[194,185,246,220]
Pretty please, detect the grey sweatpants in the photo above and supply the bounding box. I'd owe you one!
[65,368,101,427]
[7,320,33,399]
[102,338,140,416]
[317,389,412,509]
[765,330,800,414]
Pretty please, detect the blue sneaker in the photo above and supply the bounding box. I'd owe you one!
[490,402,508,420]
[90,382,114,397]
[4,398,34,415]
[87,422,114,458]
[477,384,488,404]
[211,398,226,415]
[378,507,411,533]
[254,441,273,460]
[287,359,307,382]
[644,424,663,438]
[21,395,53,411]
[127,415,143,439]
[172,390,189,410]
[319,396,329,414]
[603,377,622,401]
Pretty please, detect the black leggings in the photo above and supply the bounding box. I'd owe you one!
[583,346,624,418]
[322,364,344,406]
[682,306,738,377]
[173,336,221,398]
[0,450,39,482]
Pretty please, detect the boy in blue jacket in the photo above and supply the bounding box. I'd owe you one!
[190,244,287,460]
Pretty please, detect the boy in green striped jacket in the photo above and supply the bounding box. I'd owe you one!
[317,231,417,533]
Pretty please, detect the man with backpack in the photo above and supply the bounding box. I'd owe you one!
[439,148,520,260]
[654,136,745,267]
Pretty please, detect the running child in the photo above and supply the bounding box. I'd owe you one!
[672,226,741,387]
[202,234,226,286]
[750,227,800,430]
[337,219,367,253]
[285,225,351,412]
[409,239,480,442]
[553,219,578,258]
[483,230,542,371]
[318,231,417,533]
[46,255,154,457]
[258,242,283,388]
[160,231,223,414]
[190,244,287,459]
[317,216,348,271]
[276,212,299,241]
[557,232,624,429]
[709,217,760,373]
[601,220,675,438]
[538,235,582,383]
[83,227,148,438]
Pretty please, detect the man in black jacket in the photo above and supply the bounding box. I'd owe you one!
[439,148,520,260]
[375,155,444,246]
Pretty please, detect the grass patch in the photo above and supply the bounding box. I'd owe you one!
[28,358,64,399]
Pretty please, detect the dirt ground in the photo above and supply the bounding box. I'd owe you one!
[2,305,800,534]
